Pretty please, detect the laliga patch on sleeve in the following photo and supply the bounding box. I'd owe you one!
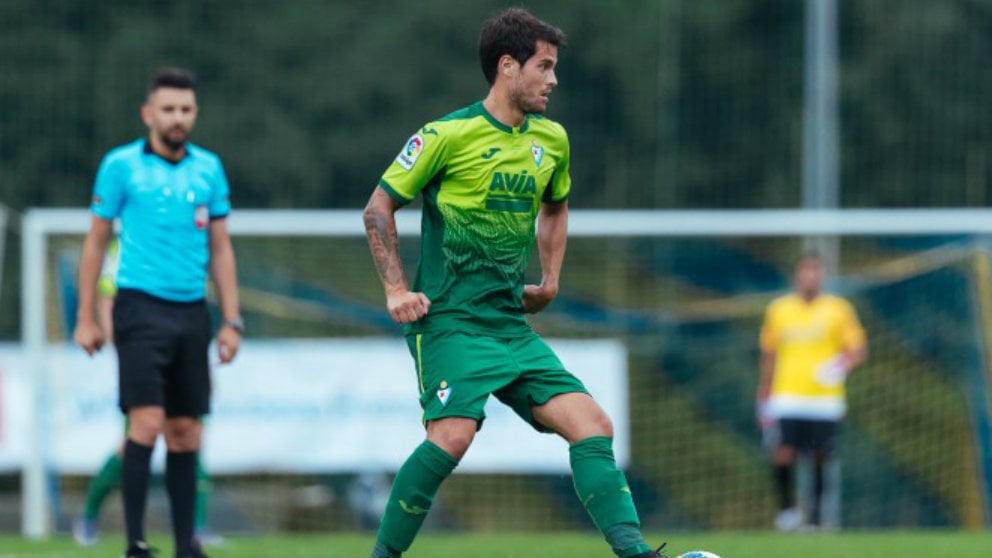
[396,133,425,171]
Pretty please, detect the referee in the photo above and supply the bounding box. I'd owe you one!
[74,67,242,558]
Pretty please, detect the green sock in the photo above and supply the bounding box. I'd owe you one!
[570,436,651,557]
[83,453,122,520]
[372,441,458,557]
[194,458,210,529]
[371,541,400,558]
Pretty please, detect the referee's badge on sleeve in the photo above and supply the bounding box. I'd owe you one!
[396,133,425,171]
[194,205,209,229]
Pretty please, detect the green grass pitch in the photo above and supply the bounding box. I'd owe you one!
[2,531,991,558]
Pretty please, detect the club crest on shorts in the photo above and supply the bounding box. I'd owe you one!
[436,380,452,407]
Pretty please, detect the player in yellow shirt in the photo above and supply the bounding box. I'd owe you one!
[757,252,867,531]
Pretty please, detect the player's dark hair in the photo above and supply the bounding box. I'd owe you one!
[796,250,823,267]
[148,66,197,96]
[479,8,566,85]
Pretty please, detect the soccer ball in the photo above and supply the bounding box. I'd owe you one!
[676,552,721,558]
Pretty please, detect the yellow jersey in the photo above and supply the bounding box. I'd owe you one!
[760,293,866,420]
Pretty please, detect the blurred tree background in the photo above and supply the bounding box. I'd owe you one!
[2,0,989,213]
[3,1,992,531]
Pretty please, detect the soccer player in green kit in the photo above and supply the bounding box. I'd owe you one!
[363,8,666,558]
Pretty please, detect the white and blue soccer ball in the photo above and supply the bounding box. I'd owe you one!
[676,552,722,558]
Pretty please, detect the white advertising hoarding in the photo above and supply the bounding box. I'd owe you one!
[0,338,628,474]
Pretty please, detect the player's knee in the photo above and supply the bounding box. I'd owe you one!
[127,407,165,445]
[773,446,796,465]
[434,431,474,459]
[164,418,202,452]
[427,419,476,460]
[589,410,614,438]
[165,434,201,452]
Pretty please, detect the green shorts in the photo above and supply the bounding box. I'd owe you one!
[406,330,589,431]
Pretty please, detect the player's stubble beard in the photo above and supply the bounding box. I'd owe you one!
[509,84,549,115]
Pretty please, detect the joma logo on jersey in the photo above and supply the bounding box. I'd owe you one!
[489,170,537,195]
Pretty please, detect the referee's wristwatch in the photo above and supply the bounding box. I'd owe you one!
[222,317,245,334]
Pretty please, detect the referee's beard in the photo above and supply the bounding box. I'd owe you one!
[159,127,190,152]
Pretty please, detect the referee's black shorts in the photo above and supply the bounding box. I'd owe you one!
[113,288,212,418]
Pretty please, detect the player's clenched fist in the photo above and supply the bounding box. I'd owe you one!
[74,320,106,355]
[522,283,558,314]
[387,290,431,324]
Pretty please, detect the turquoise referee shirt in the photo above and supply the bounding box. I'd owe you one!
[90,139,231,302]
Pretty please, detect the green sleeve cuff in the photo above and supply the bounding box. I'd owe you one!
[378,179,412,205]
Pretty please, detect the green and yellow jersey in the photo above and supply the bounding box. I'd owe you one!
[379,101,571,335]
[97,236,120,298]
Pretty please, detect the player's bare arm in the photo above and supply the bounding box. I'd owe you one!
[74,216,113,355]
[756,350,776,426]
[523,199,567,313]
[363,186,430,324]
[208,217,241,363]
[757,350,776,402]
[841,345,868,374]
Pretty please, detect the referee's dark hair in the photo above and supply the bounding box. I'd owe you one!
[479,8,566,86]
[148,66,197,96]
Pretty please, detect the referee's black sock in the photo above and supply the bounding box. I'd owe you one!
[166,450,199,556]
[122,439,154,546]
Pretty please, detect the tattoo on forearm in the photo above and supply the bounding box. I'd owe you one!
[365,209,405,289]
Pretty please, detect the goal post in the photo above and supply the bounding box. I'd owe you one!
[19,207,992,536]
